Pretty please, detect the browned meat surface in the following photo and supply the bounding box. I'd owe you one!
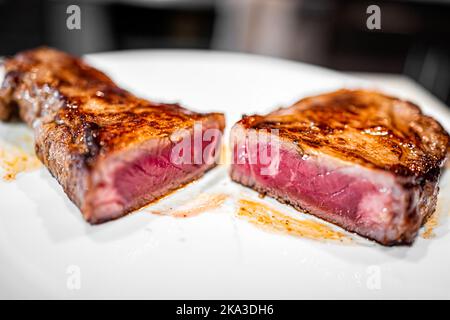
[0,47,225,223]
[230,89,449,245]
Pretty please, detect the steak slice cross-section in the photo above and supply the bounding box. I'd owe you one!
[230,89,449,245]
[0,47,225,224]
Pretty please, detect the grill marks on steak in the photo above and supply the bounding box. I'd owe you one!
[230,90,449,245]
[0,47,225,223]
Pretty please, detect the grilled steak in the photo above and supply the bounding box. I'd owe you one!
[0,47,225,224]
[230,89,449,245]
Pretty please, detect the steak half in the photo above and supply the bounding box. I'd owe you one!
[0,47,225,224]
[230,89,449,245]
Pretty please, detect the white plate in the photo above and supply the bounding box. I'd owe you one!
[1,50,449,299]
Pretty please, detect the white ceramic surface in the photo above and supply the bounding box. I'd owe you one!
[0,50,449,299]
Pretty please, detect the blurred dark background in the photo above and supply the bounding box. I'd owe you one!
[0,0,449,104]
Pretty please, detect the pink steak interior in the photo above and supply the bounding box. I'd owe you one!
[231,139,406,241]
[87,132,221,223]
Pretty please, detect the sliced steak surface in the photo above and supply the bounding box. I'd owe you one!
[0,47,225,223]
[230,89,449,245]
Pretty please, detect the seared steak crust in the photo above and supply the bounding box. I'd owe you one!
[231,90,449,245]
[0,47,225,223]
[241,90,448,179]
